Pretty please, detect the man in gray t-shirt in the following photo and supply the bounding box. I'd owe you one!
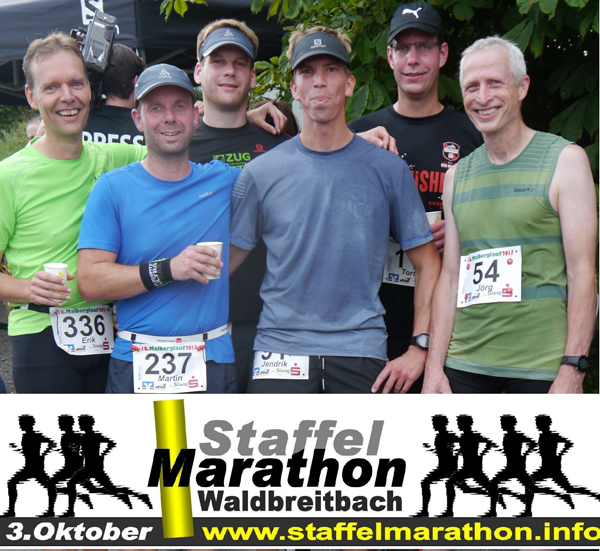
[230,26,441,394]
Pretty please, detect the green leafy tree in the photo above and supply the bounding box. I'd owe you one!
[248,0,598,171]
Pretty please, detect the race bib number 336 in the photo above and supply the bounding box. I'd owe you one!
[457,246,522,308]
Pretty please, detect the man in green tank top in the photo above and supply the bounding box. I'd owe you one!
[423,36,597,394]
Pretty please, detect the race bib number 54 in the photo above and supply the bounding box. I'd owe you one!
[457,246,522,308]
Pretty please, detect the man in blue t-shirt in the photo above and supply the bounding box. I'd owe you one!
[77,63,240,394]
[230,27,441,394]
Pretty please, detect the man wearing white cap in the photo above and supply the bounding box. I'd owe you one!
[230,26,441,393]
[77,63,239,394]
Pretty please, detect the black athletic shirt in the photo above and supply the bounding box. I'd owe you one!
[83,105,145,146]
[189,118,289,323]
[348,106,483,356]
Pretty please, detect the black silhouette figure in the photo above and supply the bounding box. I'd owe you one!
[45,415,94,516]
[485,414,536,517]
[2,415,56,517]
[441,414,499,517]
[532,414,600,506]
[63,415,151,516]
[414,415,459,517]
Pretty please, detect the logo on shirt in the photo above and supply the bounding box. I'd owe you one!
[442,142,460,162]
[254,144,266,153]
[199,191,214,200]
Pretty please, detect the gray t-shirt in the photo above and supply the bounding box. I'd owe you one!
[230,134,432,360]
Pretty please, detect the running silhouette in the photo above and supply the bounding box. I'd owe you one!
[63,414,151,516]
[532,414,600,506]
[44,415,94,516]
[441,414,500,517]
[414,415,459,517]
[2,415,56,517]
[484,414,536,517]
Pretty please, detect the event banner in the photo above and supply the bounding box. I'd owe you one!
[0,394,598,548]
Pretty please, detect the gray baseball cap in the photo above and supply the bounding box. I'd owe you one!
[291,31,350,71]
[134,63,196,102]
[199,27,256,60]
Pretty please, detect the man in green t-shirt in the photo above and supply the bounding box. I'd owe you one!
[423,37,597,394]
[0,32,145,393]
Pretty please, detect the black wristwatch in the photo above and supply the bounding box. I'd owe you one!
[410,333,430,350]
[561,355,591,373]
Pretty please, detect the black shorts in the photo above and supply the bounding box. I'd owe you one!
[445,366,553,394]
[106,357,237,393]
[11,327,109,393]
[247,355,385,393]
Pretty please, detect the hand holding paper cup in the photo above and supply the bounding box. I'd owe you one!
[43,262,68,280]
[196,241,223,280]
[426,211,442,225]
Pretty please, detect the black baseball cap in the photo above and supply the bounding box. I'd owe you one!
[291,31,350,71]
[134,63,196,102]
[199,27,256,61]
[388,2,445,44]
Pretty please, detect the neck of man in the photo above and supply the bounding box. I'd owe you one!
[202,101,248,129]
[394,90,444,118]
[299,117,354,152]
[32,130,84,160]
[141,152,192,181]
[484,118,536,165]
[104,94,135,109]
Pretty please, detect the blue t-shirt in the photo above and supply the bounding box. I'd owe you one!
[230,135,433,360]
[78,160,240,363]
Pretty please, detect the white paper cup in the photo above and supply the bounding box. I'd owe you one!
[43,262,68,280]
[426,210,442,225]
[196,241,223,280]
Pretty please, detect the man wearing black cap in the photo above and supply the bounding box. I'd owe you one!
[348,1,482,392]
[230,26,441,394]
[77,63,239,394]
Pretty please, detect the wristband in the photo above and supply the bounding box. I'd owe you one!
[140,258,173,290]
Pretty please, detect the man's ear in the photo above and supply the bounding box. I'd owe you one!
[250,67,256,90]
[290,77,299,102]
[131,107,144,134]
[345,73,356,98]
[194,61,203,86]
[439,42,449,69]
[25,85,39,111]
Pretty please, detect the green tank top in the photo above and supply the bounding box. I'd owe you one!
[446,131,569,381]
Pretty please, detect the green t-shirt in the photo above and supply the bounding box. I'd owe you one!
[0,140,146,336]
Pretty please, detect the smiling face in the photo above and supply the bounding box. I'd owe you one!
[461,46,529,137]
[25,49,91,142]
[290,55,355,126]
[132,85,198,158]
[387,28,448,103]
[194,44,255,114]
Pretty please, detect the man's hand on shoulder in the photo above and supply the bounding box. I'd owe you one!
[247,102,287,135]
[371,346,427,393]
[170,244,224,283]
[356,126,398,155]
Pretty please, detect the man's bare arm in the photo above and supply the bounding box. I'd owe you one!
[229,244,251,276]
[78,246,223,302]
[422,166,461,394]
[371,239,441,393]
[0,249,73,306]
[548,145,597,393]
